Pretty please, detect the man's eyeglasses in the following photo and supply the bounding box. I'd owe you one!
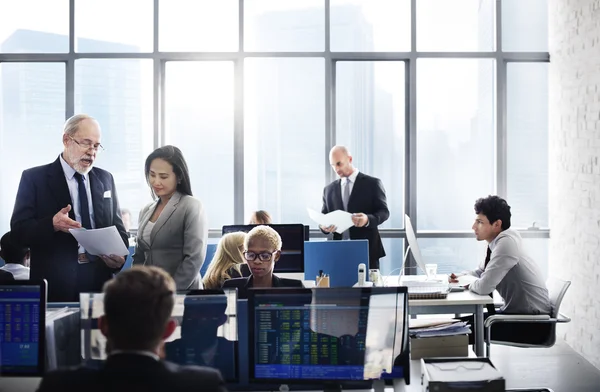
[244,251,278,262]
[70,136,104,152]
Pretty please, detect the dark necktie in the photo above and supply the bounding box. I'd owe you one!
[483,246,492,270]
[74,173,92,229]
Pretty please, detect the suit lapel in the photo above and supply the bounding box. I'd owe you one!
[137,200,159,249]
[333,179,343,209]
[47,157,76,221]
[88,169,106,227]
[150,192,182,245]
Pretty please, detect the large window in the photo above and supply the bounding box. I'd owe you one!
[0,1,549,276]
[244,58,325,225]
[165,61,235,228]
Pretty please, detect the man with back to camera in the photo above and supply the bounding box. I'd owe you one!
[0,231,30,280]
[10,114,129,302]
[449,195,551,344]
[36,266,228,392]
[320,145,390,270]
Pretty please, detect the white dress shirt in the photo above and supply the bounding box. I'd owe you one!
[0,263,30,280]
[59,154,96,254]
[339,168,360,198]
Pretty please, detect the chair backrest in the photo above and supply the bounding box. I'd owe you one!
[199,243,218,277]
[546,277,571,318]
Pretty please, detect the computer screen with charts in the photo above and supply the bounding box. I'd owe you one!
[80,289,238,382]
[222,224,305,273]
[0,280,47,376]
[248,287,409,387]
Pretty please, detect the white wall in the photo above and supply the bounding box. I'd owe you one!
[549,0,600,369]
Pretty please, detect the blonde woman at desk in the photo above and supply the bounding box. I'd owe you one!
[202,232,250,289]
[133,146,208,291]
[222,225,303,298]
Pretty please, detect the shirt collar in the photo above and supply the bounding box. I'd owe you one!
[110,349,160,361]
[488,229,509,251]
[59,153,78,181]
[344,168,359,183]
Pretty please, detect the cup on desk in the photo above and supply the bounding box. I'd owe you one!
[425,263,438,278]
[316,275,330,287]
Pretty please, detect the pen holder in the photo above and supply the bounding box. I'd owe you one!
[316,275,330,288]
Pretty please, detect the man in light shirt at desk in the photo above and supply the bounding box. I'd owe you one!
[0,231,30,280]
[449,195,551,345]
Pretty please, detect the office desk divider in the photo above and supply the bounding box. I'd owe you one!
[304,240,370,287]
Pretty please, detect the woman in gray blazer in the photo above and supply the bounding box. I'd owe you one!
[132,146,208,290]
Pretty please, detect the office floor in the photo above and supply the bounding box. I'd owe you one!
[488,339,600,392]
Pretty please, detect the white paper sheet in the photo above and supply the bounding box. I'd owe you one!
[449,274,479,287]
[69,226,128,256]
[307,208,354,234]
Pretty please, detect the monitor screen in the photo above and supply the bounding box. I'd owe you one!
[248,287,409,384]
[222,224,305,273]
[80,289,239,382]
[0,281,46,376]
[404,214,428,276]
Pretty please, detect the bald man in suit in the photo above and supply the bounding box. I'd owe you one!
[320,146,389,270]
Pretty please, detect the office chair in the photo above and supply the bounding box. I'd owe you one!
[485,277,571,357]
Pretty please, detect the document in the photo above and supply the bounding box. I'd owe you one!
[69,226,129,256]
[449,274,479,287]
[307,208,354,234]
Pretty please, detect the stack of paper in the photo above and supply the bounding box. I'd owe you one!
[409,318,471,338]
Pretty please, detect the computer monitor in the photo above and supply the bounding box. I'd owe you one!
[80,289,239,382]
[0,280,47,376]
[404,214,429,277]
[222,224,305,273]
[248,287,410,388]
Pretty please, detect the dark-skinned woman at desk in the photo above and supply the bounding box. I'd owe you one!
[222,225,303,298]
[132,145,208,291]
[202,232,250,289]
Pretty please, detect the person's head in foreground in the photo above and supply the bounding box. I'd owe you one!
[472,195,511,243]
[99,266,176,356]
[243,225,282,286]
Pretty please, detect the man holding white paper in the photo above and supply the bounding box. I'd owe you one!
[319,146,389,270]
[10,115,129,302]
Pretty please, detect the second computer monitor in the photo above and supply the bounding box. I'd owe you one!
[222,224,305,273]
[248,287,410,387]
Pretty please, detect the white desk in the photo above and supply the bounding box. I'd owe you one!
[409,290,492,357]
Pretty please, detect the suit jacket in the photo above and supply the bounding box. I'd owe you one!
[222,274,304,299]
[133,192,208,290]
[10,156,128,302]
[321,172,389,269]
[0,269,15,282]
[36,353,228,392]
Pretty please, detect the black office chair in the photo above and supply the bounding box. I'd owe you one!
[484,277,571,357]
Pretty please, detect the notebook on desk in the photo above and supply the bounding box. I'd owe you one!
[407,286,450,300]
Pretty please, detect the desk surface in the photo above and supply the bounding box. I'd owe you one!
[410,290,493,307]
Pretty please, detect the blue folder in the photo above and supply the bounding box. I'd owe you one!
[303,240,370,287]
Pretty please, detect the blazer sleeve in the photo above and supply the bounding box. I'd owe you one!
[10,170,56,247]
[320,185,331,234]
[366,178,390,228]
[172,198,208,290]
[131,205,149,266]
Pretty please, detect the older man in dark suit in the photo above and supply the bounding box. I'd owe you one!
[320,146,389,270]
[37,266,228,392]
[10,114,129,302]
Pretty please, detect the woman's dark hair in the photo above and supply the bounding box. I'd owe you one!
[474,195,511,230]
[144,145,193,198]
